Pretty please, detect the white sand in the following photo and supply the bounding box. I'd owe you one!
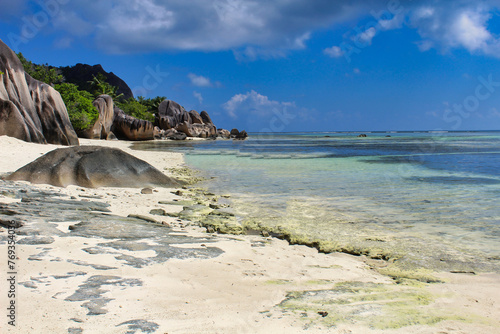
[0,136,499,333]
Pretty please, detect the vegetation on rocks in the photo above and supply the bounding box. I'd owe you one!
[15,53,166,132]
[53,83,99,131]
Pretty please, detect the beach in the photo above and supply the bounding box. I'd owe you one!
[1,136,499,334]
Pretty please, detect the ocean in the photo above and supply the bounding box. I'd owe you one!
[135,131,500,275]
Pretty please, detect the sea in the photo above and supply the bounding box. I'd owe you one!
[134,131,500,273]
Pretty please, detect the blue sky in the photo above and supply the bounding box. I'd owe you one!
[1,0,500,132]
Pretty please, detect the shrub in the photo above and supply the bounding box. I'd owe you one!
[54,83,99,131]
[117,98,155,122]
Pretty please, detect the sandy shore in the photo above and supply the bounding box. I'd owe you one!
[0,136,499,334]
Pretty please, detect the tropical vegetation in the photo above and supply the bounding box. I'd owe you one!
[16,53,167,131]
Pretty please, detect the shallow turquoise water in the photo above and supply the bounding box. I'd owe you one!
[135,132,500,269]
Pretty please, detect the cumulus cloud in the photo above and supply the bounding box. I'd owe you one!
[323,45,344,58]
[4,0,369,55]
[324,0,500,60]
[409,3,500,56]
[188,73,213,87]
[223,90,294,118]
[5,0,500,60]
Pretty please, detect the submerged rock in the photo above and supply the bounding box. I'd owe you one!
[7,146,180,188]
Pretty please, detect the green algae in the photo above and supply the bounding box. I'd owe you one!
[265,279,293,285]
[278,281,479,330]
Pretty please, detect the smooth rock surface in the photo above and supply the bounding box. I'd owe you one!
[0,38,79,145]
[111,107,155,141]
[7,146,179,188]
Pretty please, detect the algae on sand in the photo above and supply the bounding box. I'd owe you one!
[278,281,483,330]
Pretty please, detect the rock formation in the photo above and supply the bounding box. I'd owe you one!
[82,94,154,141]
[80,94,114,139]
[217,129,231,139]
[112,107,155,141]
[229,128,248,139]
[0,39,79,146]
[155,99,217,138]
[7,146,180,188]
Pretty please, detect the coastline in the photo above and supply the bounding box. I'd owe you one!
[0,136,499,333]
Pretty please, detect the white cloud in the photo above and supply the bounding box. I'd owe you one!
[323,45,344,58]
[223,90,294,119]
[357,27,377,45]
[5,0,500,60]
[451,10,491,51]
[6,0,368,55]
[193,91,203,104]
[188,73,212,87]
[409,2,500,56]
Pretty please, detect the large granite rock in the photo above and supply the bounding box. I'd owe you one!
[155,99,217,138]
[82,95,154,141]
[176,122,216,138]
[112,107,155,141]
[81,94,114,139]
[0,39,79,146]
[156,100,191,130]
[7,146,179,188]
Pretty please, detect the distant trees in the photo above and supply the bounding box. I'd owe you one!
[17,53,63,85]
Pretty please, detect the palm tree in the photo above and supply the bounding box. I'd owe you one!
[89,74,123,100]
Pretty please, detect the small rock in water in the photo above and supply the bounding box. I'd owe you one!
[318,311,328,317]
[141,187,153,194]
[206,226,215,233]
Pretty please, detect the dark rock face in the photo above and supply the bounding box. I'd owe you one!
[7,146,179,188]
[59,63,133,100]
[112,107,155,141]
[229,128,248,139]
[0,39,79,146]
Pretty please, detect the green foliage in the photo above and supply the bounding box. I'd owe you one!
[117,97,155,122]
[89,73,124,100]
[16,52,63,85]
[54,83,98,131]
[136,95,167,113]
